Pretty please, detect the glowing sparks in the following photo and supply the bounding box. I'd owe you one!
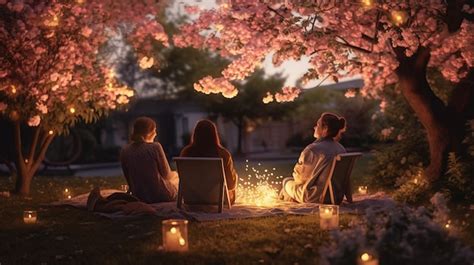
[236,160,283,207]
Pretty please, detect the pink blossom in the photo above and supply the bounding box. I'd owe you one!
[27,115,41,127]
[81,26,92,38]
[173,1,473,103]
[344,89,357,98]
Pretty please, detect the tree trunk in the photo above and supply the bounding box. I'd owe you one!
[12,121,55,196]
[395,47,472,182]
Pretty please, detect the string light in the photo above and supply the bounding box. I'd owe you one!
[69,107,76,114]
[11,85,17,94]
[48,130,54,135]
[391,10,407,26]
[361,0,372,7]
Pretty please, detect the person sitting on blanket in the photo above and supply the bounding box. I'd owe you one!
[180,119,238,204]
[86,117,179,214]
[280,112,349,204]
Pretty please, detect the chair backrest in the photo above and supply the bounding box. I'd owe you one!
[322,152,362,205]
[173,157,231,213]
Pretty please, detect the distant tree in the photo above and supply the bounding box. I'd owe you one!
[201,70,292,155]
[0,0,168,195]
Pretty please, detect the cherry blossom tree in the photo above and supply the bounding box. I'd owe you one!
[0,0,168,195]
[175,0,474,183]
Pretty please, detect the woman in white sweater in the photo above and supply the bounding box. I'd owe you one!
[281,112,347,204]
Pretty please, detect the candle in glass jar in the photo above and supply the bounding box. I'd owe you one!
[23,210,38,224]
[358,186,368,195]
[162,219,188,252]
[319,205,339,230]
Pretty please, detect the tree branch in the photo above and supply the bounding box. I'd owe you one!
[13,121,23,162]
[27,126,42,170]
[336,36,373,53]
[31,134,55,175]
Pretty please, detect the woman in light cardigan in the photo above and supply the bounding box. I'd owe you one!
[280,112,349,204]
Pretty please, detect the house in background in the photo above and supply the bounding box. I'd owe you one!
[101,98,244,156]
[98,79,364,157]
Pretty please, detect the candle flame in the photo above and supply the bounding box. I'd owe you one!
[179,238,186,246]
[65,188,69,192]
[69,107,76,114]
[361,253,370,261]
[48,130,54,135]
[170,227,177,234]
[28,214,32,218]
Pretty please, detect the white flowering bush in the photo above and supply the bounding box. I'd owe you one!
[320,194,474,265]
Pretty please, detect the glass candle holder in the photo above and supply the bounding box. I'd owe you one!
[121,184,129,192]
[358,186,368,195]
[162,219,189,252]
[319,205,339,230]
[357,251,379,265]
[23,210,38,224]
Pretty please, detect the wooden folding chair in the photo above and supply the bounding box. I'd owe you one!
[173,157,232,213]
[321,152,362,205]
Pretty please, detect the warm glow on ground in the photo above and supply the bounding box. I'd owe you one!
[236,160,283,207]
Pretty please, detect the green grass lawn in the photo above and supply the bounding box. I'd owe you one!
[1,154,472,264]
[0,175,361,265]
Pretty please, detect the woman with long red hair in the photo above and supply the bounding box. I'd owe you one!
[180,119,238,204]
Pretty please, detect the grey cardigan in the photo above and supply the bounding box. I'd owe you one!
[120,142,177,203]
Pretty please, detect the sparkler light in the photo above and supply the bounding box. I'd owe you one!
[236,160,284,207]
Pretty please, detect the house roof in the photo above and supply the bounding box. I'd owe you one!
[307,79,364,91]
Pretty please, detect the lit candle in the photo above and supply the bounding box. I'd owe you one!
[319,205,339,230]
[23,210,38,224]
[445,220,452,229]
[162,219,189,252]
[357,252,379,265]
[64,188,72,200]
[358,186,368,195]
[121,184,129,192]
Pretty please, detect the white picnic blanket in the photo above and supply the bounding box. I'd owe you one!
[49,189,394,222]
